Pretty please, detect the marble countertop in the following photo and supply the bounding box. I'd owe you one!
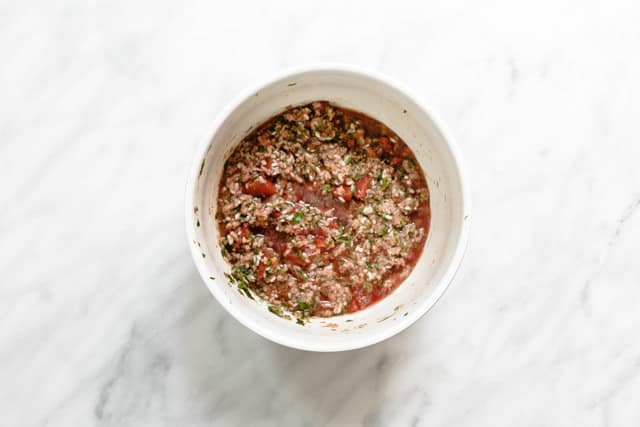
[3,1,640,425]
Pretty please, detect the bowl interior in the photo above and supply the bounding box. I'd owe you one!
[187,68,468,351]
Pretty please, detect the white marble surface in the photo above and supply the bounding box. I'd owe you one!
[2,1,640,425]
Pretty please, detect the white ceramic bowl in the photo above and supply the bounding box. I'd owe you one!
[185,65,470,352]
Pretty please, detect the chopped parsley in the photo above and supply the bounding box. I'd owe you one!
[297,300,312,318]
[380,177,390,191]
[297,300,310,310]
[268,305,281,315]
[376,227,389,237]
[336,233,352,246]
[240,287,254,299]
[292,212,305,224]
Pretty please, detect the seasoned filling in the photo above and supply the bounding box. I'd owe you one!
[217,101,430,322]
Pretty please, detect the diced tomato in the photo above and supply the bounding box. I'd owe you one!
[333,185,352,202]
[314,235,329,249]
[285,250,309,266]
[379,136,392,153]
[343,186,353,202]
[371,282,390,301]
[257,262,266,280]
[346,285,372,313]
[265,157,273,168]
[264,230,288,255]
[315,227,328,237]
[271,210,281,219]
[278,288,289,300]
[354,176,372,200]
[257,133,274,146]
[239,225,250,239]
[390,156,403,166]
[397,145,412,157]
[244,178,276,197]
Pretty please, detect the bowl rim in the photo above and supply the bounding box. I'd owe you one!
[185,63,471,352]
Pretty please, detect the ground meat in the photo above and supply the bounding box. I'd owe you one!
[217,101,430,323]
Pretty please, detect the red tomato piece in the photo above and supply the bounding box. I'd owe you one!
[244,178,276,197]
[314,235,329,249]
[285,251,309,266]
[239,225,250,238]
[257,262,266,280]
[343,186,353,202]
[354,176,372,200]
[390,156,403,166]
[333,185,352,202]
[379,136,392,153]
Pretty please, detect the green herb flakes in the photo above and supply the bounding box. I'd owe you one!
[268,305,280,315]
[292,212,305,224]
[380,177,390,191]
[376,227,388,237]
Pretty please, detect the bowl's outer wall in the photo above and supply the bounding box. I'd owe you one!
[186,66,470,351]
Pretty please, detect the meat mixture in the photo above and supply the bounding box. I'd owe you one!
[216,101,430,323]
